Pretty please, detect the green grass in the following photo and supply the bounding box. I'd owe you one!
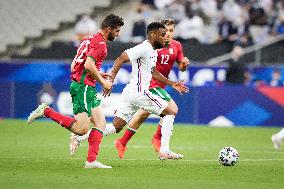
[0,119,284,189]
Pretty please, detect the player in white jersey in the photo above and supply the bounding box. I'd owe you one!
[271,128,284,150]
[70,22,188,160]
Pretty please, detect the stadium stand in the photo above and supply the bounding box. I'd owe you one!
[1,0,283,65]
[0,0,111,54]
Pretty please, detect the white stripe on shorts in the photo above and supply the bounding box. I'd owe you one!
[84,85,88,111]
[153,88,165,99]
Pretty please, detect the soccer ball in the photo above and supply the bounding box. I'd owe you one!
[218,147,239,166]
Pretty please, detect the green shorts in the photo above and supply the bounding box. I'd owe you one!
[149,87,172,102]
[70,81,101,117]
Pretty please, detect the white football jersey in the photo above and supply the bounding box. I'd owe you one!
[124,40,157,93]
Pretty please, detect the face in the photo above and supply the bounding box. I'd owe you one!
[107,26,121,41]
[165,24,175,43]
[153,28,167,49]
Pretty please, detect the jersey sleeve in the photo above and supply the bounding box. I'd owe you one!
[125,43,146,62]
[176,42,184,63]
[86,39,104,62]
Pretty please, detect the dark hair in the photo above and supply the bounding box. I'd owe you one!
[161,19,176,26]
[101,14,124,29]
[146,22,166,34]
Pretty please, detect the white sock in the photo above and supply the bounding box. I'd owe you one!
[104,123,116,136]
[76,129,91,142]
[276,128,284,140]
[127,126,137,133]
[160,115,175,153]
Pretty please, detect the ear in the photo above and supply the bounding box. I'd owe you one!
[106,27,112,32]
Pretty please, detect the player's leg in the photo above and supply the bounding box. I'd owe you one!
[152,120,162,153]
[85,106,111,168]
[27,81,92,135]
[69,84,103,156]
[112,101,139,158]
[28,103,90,135]
[69,106,130,156]
[115,109,150,157]
[112,116,129,158]
[105,97,138,135]
[149,88,175,153]
[151,100,178,153]
[271,128,284,150]
[143,90,183,160]
[158,100,184,160]
[129,109,151,130]
[70,99,137,158]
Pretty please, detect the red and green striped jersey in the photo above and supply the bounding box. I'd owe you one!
[71,32,107,86]
[149,40,184,89]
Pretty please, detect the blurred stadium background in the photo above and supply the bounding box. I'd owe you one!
[0,0,283,127]
[1,1,284,188]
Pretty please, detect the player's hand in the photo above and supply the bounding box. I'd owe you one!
[103,88,112,97]
[180,57,190,71]
[172,80,189,94]
[103,80,113,91]
[102,80,113,97]
[182,57,190,66]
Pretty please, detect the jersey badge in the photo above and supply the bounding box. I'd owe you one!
[169,48,174,54]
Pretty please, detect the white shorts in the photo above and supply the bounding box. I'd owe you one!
[114,89,168,123]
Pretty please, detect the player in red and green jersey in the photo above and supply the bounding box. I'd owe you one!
[114,19,190,159]
[27,14,124,168]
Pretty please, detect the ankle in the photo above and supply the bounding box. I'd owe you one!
[43,107,52,116]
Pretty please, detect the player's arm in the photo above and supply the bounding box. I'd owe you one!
[176,43,190,72]
[110,51,130,82]
[152,67,189,94]
[152,67,175,86]
[84,57,112,90]
[71,59,76,72]
[177,57,190,72]
[103,51,130,97]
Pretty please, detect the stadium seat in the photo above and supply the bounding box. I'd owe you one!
[0,0,111,53]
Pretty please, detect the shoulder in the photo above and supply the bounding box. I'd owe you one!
[171,40,182,49]
[89,34,106,49]
[171,40,181,46]
[127,40,151,53]
[140,40,153,50]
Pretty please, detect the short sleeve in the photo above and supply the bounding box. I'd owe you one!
[125,43,146,62]
[176,42,184,63]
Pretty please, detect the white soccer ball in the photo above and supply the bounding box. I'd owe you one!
[218,147,239,166]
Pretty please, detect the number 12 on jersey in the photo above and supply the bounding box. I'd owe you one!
[161,54,169,65]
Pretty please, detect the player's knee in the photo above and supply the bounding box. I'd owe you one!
[141,112,150,120]
[173,106,178,116]
[170,108,178,116]
[76,127,89,136]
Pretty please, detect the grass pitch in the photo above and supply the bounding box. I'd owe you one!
[0,119,283,189]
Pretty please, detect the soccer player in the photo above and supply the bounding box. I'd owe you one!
[271,129,284,150]
[70,21,189,160]
[27,14,124,168]
[113,18,190,159]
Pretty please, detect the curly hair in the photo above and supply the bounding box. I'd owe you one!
[146,22,166,34]
[101,14,124,29]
